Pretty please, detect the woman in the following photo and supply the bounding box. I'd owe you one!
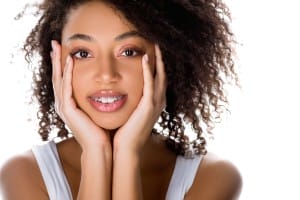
[0,0,242,199]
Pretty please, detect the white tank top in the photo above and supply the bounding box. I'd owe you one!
[32,141,203,200]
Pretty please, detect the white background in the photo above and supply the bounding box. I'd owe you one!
[1,0,300,199]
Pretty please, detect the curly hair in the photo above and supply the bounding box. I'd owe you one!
[23,0,237,156]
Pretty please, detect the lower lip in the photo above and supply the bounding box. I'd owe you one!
[88,96,127,112]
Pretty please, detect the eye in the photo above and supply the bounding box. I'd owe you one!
[120,48,140,57]
[70,49,92,59]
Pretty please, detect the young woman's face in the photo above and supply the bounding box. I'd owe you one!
[61,1,155,130]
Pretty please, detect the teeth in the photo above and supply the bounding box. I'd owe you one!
[93,96,122,104]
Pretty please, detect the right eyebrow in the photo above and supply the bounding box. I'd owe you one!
[67,33,94,42]
[114,31,141,41]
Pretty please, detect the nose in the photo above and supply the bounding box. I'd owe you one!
[94,56,120,83]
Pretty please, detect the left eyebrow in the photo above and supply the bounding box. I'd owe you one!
[66,30,142,43]
[114,30,142,41]
[67,33,94,42]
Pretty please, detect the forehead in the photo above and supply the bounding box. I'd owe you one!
[62,1,136,42]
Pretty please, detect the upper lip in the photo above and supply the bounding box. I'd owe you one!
[88,90,127,98]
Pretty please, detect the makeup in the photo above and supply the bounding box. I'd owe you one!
[88,91,127,112]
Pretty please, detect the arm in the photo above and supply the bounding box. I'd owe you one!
[185,153,242,200]
[112,45,166,200]
[78,145,112,199]
[51,41,112,199]
[0,152,49,200]
[112,150,143,200]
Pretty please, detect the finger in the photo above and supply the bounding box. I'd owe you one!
[51,40,62,86]
[61,56,74,105]
[154,45,167,106]
[142,54,154,102]
[51,40,64,115]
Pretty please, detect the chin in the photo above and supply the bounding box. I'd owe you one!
[92,116,126,131]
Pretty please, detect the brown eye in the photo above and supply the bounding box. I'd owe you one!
[79,51,89,58]
[121,49,138,57]
[125,49,134,56]
[71,49,91,59]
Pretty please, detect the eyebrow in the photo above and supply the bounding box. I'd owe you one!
[67,30,142,42]
[67,33,93,42]
[114,30,141,41]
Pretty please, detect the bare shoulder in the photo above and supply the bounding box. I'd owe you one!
[0,150,48,200]
[185,152,242,200]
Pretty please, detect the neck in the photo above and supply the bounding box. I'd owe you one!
[58,135,176,174]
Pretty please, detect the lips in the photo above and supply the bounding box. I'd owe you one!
[88,91,127,112]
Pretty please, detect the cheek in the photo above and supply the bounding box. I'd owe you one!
[134,80,144,105]
[60,51,70,73]
[132,66,144,87]
[149,54,156,75]
[124,67,144,99]
[71,74,83,103]
[146,45,156,75]
[71,66,90,102]
[133,76,144,97]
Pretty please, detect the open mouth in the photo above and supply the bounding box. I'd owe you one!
[92,96,124,104]
[88,94,127,112]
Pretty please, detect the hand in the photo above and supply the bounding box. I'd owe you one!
[51,40,111,151]
[113,45,167,154]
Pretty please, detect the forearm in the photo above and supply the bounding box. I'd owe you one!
[112,150,143,200]
[77,145,112,200]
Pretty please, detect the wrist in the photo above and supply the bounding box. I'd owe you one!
[81,143,112,160]
[79,134,111,152]
[113,138,143,156]
[113,146,141,162]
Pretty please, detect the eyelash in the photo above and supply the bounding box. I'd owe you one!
[120,48,143,57]
[70,48,92,59]
[69,47,144,60]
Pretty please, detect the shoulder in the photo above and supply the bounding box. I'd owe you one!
[0,150,48,200]
[185,152,242,200]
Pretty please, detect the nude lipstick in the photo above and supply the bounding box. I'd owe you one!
[88,91,127,112]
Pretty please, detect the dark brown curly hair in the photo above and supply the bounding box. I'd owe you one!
[23,0,238,156]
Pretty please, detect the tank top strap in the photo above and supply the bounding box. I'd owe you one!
[32,141,73,200]
[165,155,203,200]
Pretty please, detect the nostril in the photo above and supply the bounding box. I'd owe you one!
[94,57,121,83]
[95,68,121,83]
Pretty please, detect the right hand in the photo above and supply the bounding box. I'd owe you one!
[51,40,111,151]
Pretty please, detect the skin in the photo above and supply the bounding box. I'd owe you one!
[0,2,242,200]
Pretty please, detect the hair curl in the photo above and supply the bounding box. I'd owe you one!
[23,0,238,156]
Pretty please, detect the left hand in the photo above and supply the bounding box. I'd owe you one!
[113,45,167,154]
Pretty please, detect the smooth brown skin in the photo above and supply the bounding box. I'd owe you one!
[0,138,242,200]
[0,2,242,200]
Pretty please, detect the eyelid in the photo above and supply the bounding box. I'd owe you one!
[69,47,93,59]
[118,45,144,57]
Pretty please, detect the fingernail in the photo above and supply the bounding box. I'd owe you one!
[143,54,149,62]
[66,56,72,65]
[51,40,55,51]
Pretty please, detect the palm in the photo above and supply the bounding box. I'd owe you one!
[114,45,166,153]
